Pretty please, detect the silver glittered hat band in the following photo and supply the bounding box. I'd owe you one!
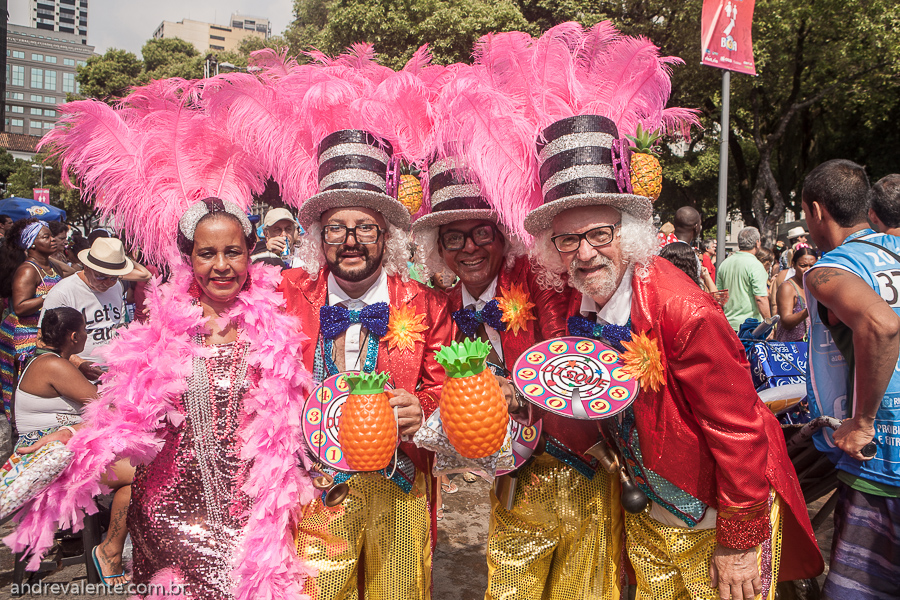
[178,197,253,242]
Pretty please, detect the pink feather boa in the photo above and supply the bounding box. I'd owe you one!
[4,263,317,600]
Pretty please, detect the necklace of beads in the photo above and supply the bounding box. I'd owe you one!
[186,329,248,527]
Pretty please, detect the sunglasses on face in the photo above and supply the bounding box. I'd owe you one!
[440,224,497,252]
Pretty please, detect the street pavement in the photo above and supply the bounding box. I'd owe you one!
[0,476,831,599]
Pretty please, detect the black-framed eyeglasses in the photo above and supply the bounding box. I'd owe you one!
[440,224,497,252]
[322,224,383,245]
[551,223,620,253]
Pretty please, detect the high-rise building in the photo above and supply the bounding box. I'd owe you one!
[4,24,94,139]
[28,0,89,43]
[152,13,269,54]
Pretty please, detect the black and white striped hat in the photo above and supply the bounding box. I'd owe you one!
[411,155,497,232]
[298,130,411,230]
[523,115,651,235]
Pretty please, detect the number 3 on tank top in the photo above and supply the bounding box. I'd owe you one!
[874,270,900,306]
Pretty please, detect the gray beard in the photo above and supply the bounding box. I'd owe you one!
[569,255,620,300]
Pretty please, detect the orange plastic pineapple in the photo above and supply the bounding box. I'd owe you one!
[339,372,396,471]
[436,339,509,459]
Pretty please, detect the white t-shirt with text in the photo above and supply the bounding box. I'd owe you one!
[40,274,124,362]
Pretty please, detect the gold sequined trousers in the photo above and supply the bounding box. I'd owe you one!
[625,491,783,600]
[486,453,623,600]
[297,470,432,600]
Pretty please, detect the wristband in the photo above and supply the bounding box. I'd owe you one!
[59,425,78,438]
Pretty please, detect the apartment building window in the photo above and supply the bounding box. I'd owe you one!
[30,108,43,116]
[64,58,75,66]
[31,68,43,88]
[6,92,24,100]
[210,35,225,41]
[44,70,57,91]
[12,51,24,59]
[77,61,86,68]
[10,65,24,87]
[62,71,77,94]
[6,105,24,113]
[44,96,56,104]
[210,45,225,51]
[45,56,58,64]
[32,54,44,62]
[44,122,54,129]
[11,118,24,127]
[30,121,43,131]
[44,109,57,117]
[31,94,43,102]
[60,27,74,34]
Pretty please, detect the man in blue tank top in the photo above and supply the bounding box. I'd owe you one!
[803,159,900,600]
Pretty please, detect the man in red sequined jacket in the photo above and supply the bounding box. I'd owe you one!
[526,203,823,599]
[412,162,624,599]
[278,202,450,600]
[523,114,822,600]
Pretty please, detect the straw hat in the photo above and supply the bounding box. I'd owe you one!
[786,226,808,240]
[77,237,135,276]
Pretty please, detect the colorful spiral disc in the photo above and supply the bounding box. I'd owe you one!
[511,336,639,420]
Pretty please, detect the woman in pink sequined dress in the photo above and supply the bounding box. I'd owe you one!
[8,199,317,600]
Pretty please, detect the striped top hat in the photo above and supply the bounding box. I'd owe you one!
[523,115,652,235]
[411,155,497,232]
[298,130,412,230]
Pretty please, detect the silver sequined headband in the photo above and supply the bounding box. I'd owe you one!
[178,199,253,242]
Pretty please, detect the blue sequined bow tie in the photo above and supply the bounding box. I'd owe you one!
[567,315,632,352]
[320,302,390,339]
[452,299,507,339]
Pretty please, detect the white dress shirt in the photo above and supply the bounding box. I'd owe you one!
[461,276,504,362]
[327,269,390,371]
[581,265,715,530]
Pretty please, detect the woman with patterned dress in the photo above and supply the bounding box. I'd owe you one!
[0,219,62,420]
[8,199,317,599]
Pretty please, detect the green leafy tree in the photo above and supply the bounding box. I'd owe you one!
[75,48,144,101]
[289,0,533,68]
[141,38,204,80]
[0,150,17,192]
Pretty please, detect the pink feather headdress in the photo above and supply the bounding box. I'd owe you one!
[473,21,700,142]
[202,46,437,211]
[40,84,267,265]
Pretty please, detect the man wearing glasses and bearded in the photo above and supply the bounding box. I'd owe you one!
[277,131,450,599]
[526,114,822,600]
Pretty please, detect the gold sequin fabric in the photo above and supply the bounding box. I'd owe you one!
[486,453,623,600]
[297,470,432,600]
[625,490,783,600]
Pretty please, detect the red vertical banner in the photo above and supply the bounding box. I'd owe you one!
[33,188,50,204]
[701,0,757,75]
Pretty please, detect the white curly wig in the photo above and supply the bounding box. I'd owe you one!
[412,223,527,284]
[297,222,413,282]
[528,211,658,291]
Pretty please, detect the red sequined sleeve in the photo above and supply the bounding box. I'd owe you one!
[663,301,772,550]
[416,287,451,417]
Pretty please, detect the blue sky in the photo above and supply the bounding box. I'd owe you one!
[9,0,296,56]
